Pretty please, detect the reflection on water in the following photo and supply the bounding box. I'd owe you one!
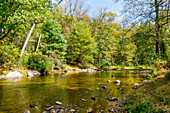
[0,71,144,113]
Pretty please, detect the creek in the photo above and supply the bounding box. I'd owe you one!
[0,70,145,112]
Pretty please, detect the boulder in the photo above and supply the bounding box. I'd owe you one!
[27,70,40,77]
[0,76,6,79]
[6,70,23,78]
[27,71,34,77]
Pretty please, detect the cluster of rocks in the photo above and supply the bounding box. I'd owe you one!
[0,70,40,79]
[24,101,94,113]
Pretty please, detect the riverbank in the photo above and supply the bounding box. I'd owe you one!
[111,72,170,112]
[0,65,156,78]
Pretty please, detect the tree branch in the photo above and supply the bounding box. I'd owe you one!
[58,0,63,5]
[0,27,13,40]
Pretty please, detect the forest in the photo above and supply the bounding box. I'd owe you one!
[0,0,170,113]
[0,0,169,74]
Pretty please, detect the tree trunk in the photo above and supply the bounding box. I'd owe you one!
[36,34,42,53]
[20,23,36,57]
[155,0,161,56]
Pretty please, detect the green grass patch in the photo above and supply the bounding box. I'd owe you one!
[120,73,170,112]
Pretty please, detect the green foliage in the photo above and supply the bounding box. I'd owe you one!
[165,72,170,81]
[0,45,20,69]
[146,74,152,79]
[42,19,67,61]
[67,21,95,65]
[27,52,50,73]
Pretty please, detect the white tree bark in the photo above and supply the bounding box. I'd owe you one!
[20,23,36,57]
[35,34,42,53]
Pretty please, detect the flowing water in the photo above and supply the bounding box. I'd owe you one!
[0,71,145,113]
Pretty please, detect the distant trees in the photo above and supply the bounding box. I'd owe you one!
[114,0,170,57]
[0,0,169,71]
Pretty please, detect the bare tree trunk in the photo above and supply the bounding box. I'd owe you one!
[20,23,36,57]
[36,34,42,53]
[35,24,38,51]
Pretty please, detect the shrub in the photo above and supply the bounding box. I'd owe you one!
[0,45,20,69]
[27,52,50,73]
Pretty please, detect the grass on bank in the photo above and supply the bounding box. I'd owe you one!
[119,72,170,113]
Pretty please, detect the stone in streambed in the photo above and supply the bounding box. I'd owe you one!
[106,97,118,102]
[46,106,54,111]
[56,101,62,105]
[101,85,107,89]
[113,80,120,84]
[107,80,111,83]
[91,96,96,101]
[30,104,38,108]
[87,108,93,113]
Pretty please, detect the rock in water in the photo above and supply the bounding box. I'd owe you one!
[30,104,38,108]
[46,106,53,111]
[55,101,62,105]
[27,71,34,77]
[107,80,111,83]
[113,80,120,84]
[101,85,107,89]
[87,108,93,113]
[81,99,87,102]
[6,70,23,78]
[91,96,96,101]
[106,97,118,102]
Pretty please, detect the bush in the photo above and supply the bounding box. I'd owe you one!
[27,52,50,73]
[0,45,20,69]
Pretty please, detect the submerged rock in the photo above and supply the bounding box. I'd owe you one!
[91,96,96,101]
[6,70,23,78]
[30,104,38,108]
[56,101,62,105]
[101,85,107,89]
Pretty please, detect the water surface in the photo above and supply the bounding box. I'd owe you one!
[0,71,144,113]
